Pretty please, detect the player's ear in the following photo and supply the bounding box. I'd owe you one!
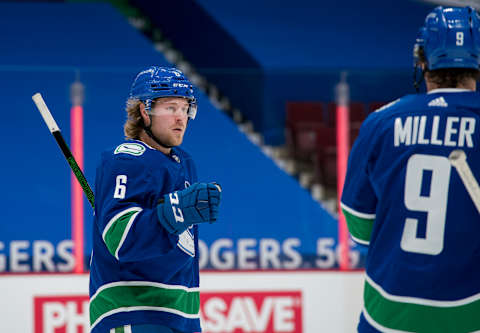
[139,102,151,126]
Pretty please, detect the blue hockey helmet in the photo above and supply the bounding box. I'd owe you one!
[413,6,480,70]
[129,66,197,119]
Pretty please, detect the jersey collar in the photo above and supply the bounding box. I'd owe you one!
[132,139,180,162]
[132,139,155,150]
[427,88,472,94]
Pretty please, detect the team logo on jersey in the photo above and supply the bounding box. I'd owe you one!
[114,143,146,156]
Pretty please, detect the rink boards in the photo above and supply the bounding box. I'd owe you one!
[1,270,363,333]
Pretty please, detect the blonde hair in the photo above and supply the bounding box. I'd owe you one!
[124,99,144,140]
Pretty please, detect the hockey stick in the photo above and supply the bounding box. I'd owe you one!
[32,93,95,209]
[448,149,480,214]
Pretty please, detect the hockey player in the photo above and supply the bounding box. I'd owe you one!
[89,66,221,333]
[341,7,480,333]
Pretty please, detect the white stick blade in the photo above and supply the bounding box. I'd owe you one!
[32,93,60,133]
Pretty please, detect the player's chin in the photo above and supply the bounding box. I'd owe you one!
[170,134,184,146]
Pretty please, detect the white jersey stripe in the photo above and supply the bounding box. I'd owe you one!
[351,235,370,245]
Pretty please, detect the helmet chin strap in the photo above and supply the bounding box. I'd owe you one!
[143,114,173,149]
[413,63,425,93]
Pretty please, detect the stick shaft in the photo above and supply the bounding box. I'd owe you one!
[450,153,480,214]
[32,93,95,209]
[454,162,480,213]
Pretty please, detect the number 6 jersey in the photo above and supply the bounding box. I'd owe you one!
[341,89,480,333]
[89,140,200,333]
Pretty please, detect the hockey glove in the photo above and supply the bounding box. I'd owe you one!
[157,182,222,235]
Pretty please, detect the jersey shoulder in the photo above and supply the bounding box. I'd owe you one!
[100,140,161,173]
[436,91,480,115]
[367,95,417,118]
[113,141,148,157]
[363,93,449,130]
[371,91,480,119]
[351,96,419,157]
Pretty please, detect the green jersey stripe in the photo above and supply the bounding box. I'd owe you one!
[102,207,142,259]
[364,277,480,332]
[90,283,200,328]
[102,207,143,240]
[93,306,199,331]
[113,210,141,260]
[341,207,374,243]
[366,275,480,307]
[110,325,131,333]
[362,307,414,333]
[340,202,376,219]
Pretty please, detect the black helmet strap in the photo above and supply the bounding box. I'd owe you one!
[413,63,425,93]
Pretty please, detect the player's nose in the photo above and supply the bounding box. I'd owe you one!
[174,115,187,127]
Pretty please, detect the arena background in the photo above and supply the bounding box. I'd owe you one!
[1,0,477,332]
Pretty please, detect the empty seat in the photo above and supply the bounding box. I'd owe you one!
[285,102,326,161]
[327,102,367,127]
[314,124,359,187]
[285,101,362,188]
[313,126,337,186]
[286,101,326,124]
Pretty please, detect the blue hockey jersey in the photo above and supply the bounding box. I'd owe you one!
[89,140,200,333]
[341,89,480,333]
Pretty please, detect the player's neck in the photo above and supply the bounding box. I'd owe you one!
[425,79,477,92]
[138,132,172,155]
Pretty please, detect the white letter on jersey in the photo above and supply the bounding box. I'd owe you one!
[394,117,412,146]
[113,175,127,199]
[417,116,429,144]
[458,117,475,148]
[444,117,459,146]
[430,116,443,145]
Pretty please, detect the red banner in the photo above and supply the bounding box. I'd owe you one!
[200,291,303,333]
[34,295,89,333]
[34,290,303,333]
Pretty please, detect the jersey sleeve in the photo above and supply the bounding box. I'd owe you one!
[94,152,174,263]
[340,115,379,246]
